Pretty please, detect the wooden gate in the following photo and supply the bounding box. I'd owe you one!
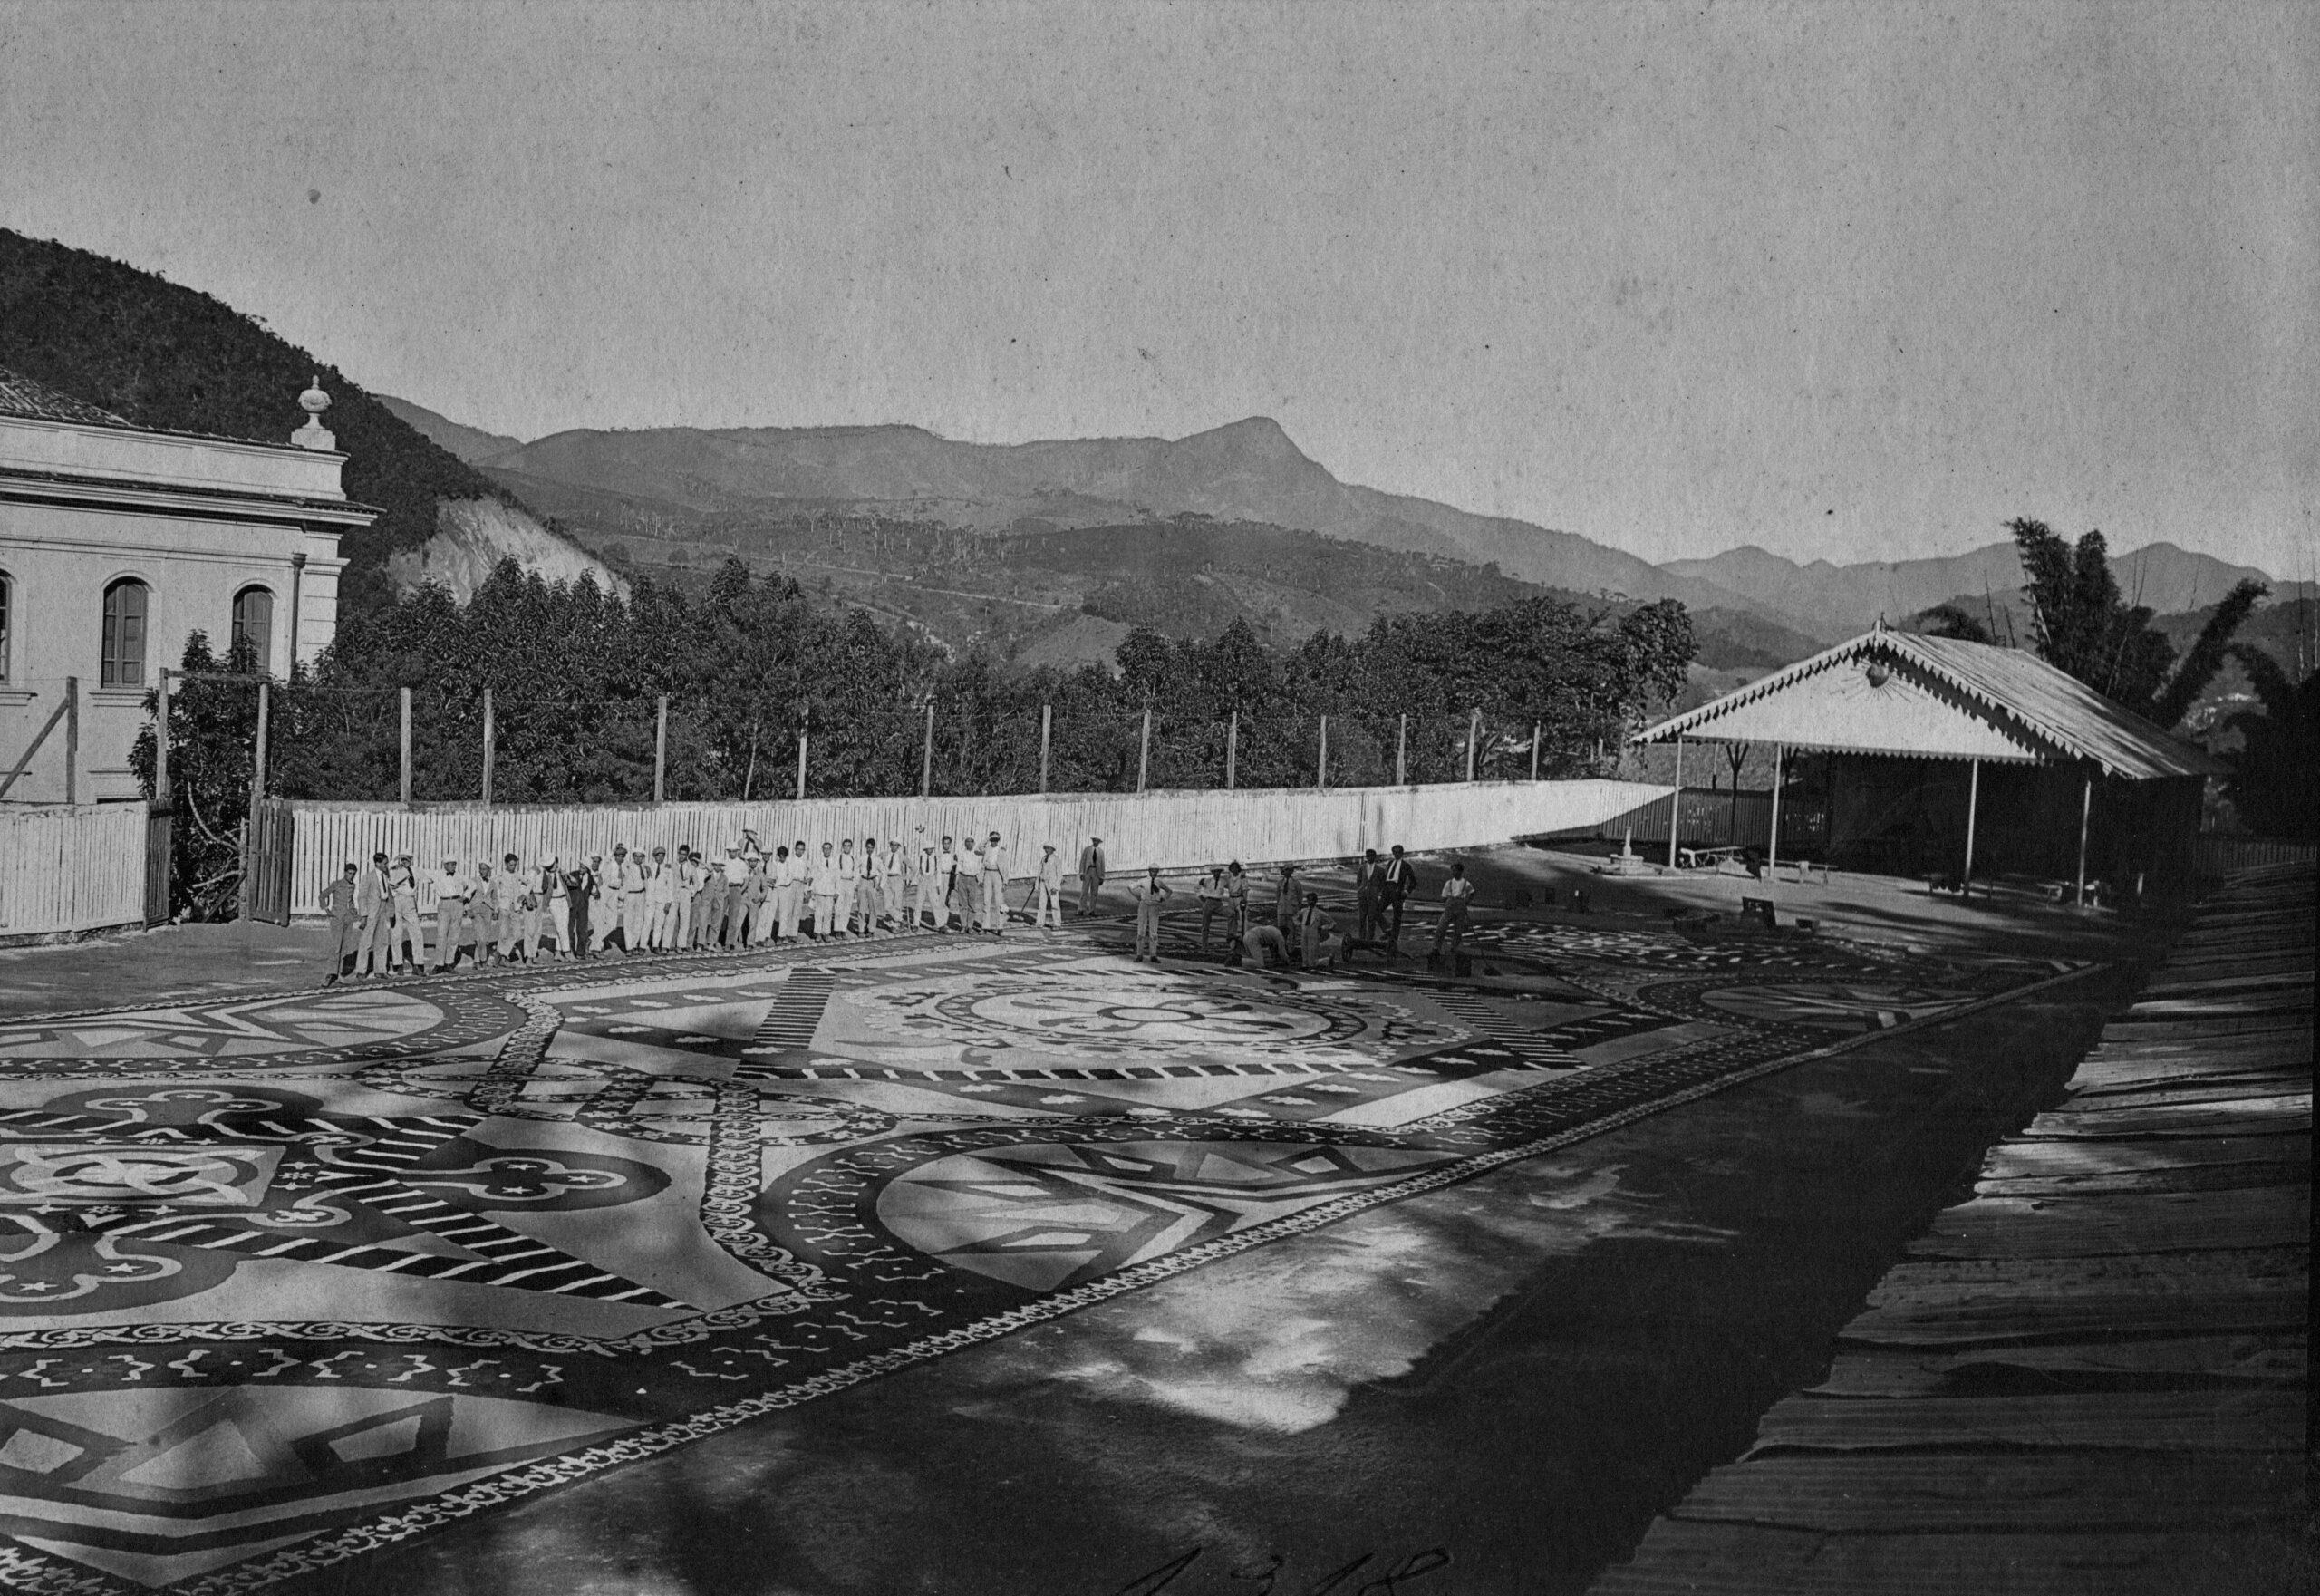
[143,803,173,926]
[247,798,295,926]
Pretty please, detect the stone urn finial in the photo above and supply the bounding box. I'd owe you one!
[292,374,338,451]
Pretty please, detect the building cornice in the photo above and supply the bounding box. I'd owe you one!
[0,469,378,529]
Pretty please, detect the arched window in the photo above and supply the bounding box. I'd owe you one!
[231,585,275,671]
[0,570,12,685]
[102,578,149,688]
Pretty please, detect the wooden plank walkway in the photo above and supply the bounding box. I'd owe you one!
[1592,863,2313,1594]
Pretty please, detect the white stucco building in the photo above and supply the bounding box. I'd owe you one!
[0,369,376,805]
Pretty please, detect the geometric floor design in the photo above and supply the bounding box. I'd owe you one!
[0,914,2093,1591]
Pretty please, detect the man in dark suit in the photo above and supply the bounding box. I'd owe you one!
[1078,836,1107,919]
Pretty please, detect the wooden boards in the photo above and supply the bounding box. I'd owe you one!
[1589,862,2314,1595]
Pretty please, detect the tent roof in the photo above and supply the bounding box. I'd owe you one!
[1635,629,2224,781]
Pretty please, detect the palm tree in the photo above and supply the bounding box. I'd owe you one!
[2008,517,2266,728]
[2222,647,2318,839]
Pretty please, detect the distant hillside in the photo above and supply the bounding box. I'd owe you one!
[0,231,610,613]
[561,504,1782,684]
[481,414,1777,620]
[1664,539,2278,641]
[377,393,523,464]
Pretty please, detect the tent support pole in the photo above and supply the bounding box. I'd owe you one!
[1962,758,1979,897]
[1668,737,1683,869]
[2075,770,2093,905]
[1766,744,1784,874]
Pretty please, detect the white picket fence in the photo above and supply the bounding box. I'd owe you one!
[0,803,147,939]
[286,779,1669,918]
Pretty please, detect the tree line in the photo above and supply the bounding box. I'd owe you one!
[134,558,1696,913]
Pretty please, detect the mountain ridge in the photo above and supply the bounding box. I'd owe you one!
[1663,538,2279,640]
[470,411,1792,624]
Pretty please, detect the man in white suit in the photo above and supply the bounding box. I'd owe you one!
[809,841,841,937]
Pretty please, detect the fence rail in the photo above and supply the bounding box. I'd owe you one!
[286,779,1668,917]
[0,803,149,939]
[1590,786,1774,850]
[2195,834,2320,876]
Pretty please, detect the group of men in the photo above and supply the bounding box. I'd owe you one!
[1129,844,1473,971]
[320,828,1476,983]
[324,827,1090,981]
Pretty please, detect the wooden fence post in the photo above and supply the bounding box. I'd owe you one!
[399,686,412,806]
[654,694,668,802]
[480,686,495,809]
[796,715,809,803]
[1396,713,1407,786]
[63,676,79,806]
[1225,710,1238,791]
[920,699,934,798]
[155,671,173,808]
[251,680,269,807]
[1039,701,1052,795]
[1531,720,1541,782]
[1137,705,1151,794]
[1466,707,1481,782]
[1316,715,1328,790]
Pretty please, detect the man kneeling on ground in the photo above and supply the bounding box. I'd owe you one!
[1228,920,1290,970]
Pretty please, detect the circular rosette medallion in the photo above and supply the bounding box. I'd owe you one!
[859,961,1462,1064]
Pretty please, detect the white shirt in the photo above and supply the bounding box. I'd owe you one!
[811,854,839,894]
[1441,875,1474,904]
[721,856,749,887]
[1130,876,1170,904]
[837,849,861,882]
[773,855,798,887]
[1037,852,1064,886]
[933,849,960,883]
[982,845,1008,879]
[957,849,984,880]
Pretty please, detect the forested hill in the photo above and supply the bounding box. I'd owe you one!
[0,230,543,613]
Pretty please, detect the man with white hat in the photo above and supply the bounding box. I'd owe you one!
[719,843,749,948]
[388,854,423,973]
[914,828,944,931]
[1034,842,1064,929]
[469,858,500,966]
[615,843,650,955]
[883,837,909,930]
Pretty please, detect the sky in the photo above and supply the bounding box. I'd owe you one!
[1,1,2313,575]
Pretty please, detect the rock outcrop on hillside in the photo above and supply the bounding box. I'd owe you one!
[385,498,630,604]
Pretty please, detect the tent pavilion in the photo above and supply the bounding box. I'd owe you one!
[1632,626,2226,903]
